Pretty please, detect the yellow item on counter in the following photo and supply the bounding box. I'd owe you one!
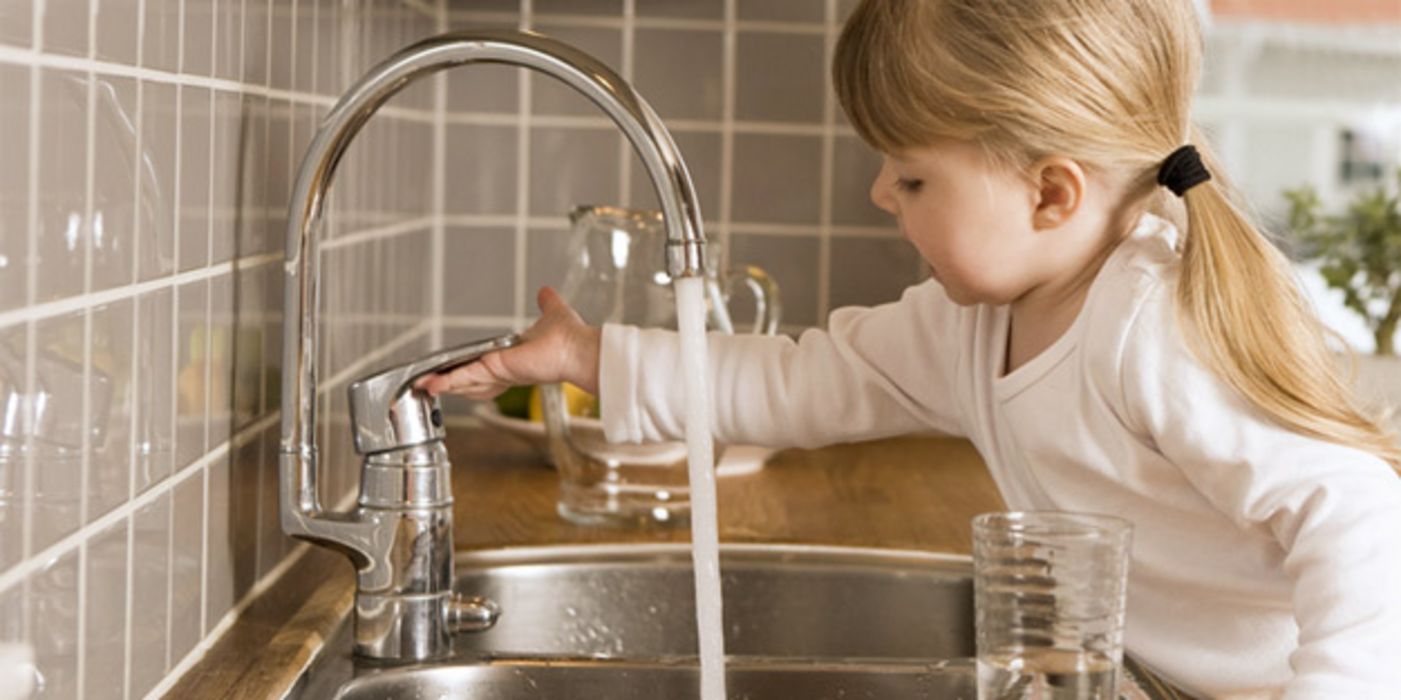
[527,383,599,422]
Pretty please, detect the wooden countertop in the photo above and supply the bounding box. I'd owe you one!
[166,429,1002,699]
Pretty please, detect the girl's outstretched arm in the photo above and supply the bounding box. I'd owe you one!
[599,279,966,449]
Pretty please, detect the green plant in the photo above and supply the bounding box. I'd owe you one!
[1285,169,1401,355]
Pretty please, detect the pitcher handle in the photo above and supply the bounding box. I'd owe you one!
[725,265,782,336]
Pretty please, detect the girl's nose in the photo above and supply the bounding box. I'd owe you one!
[870,161,898,215]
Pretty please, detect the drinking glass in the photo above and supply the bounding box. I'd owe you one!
[972,511,1133,700]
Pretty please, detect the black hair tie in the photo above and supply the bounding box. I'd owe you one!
[1157,144,1211,197]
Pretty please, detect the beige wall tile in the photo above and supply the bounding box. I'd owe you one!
[84,519,128,700]
[735,31,825,123]
[28,548,80,699]
[31,310,86,552]
[0,65,29,311]
[35,70,88,302]
[730,232,820,327]
[731,133,821,224]
[179,87,213,272]
[528,127,620,218]
[142,0,180,71]
[738,0,825,23]
[129,493,170,699]
[175,280,209,471]
[88,299,133,520]
[829,236,925,310]
[169,472,204,670]
[133,287,174,495]
[138,80,178,282]
[633,28,723,121]
[44,0,91,58]
[91,75,139,292]
[0,1,31,48]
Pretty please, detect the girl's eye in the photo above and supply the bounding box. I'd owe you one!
[895,177,924,193]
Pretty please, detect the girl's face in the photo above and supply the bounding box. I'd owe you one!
[870,141,1045,306]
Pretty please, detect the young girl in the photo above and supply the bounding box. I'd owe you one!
[423,1,1401,696]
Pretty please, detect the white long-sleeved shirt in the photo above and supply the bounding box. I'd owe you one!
[598,213,1401,698]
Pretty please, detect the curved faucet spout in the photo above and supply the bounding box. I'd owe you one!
[279,30,710,564]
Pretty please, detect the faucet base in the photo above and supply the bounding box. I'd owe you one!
[355,592,451,661]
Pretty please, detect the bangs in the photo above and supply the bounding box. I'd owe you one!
[833,0,947,153]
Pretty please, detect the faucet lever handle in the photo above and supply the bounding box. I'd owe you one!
[348,334,520,455]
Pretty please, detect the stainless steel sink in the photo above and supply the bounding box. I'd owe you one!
[332,659,979,699]
[294,543,980,699]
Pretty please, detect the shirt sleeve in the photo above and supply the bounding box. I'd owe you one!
[598,279,967,449]
[1118,283,1401,698]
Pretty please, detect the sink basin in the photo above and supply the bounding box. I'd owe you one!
[453,543,976,661]
[295,543,979,699]
[333,659,979,699]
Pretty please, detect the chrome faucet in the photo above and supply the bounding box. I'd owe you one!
[279,30,712,662]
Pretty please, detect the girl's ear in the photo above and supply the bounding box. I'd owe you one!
[1028,156,1086,231]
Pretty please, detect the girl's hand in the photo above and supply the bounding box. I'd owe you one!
[415,287,601,400]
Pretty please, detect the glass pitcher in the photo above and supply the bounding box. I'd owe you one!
[556,205,780,334]
[544,204,781,526]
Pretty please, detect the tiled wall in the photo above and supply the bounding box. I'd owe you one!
[435,0,920,352]
[0,1,444,698]
[0,0,916,698]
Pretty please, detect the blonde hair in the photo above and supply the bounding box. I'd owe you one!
[834,0,1401,470]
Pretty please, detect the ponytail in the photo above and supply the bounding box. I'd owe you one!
[1175,129,1401,472]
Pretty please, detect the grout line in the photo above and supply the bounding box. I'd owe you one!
[289,0,298,93]
[197,454,209,642]
[122,508,134,700]
[438,314,520,328]
[126,4,145,694]
[176,0,186,75]
[731,222,897,238]
[205,82,215,267]
[0,45,439,123]
[319,215,435,252]
[617,0,635,208]
[513,0,532,326]
[144,540,314,700]
[632,16,726,32]
[719,0,736,259]
[308,0,318,101]
[74,41,95,697]
[817,0,836,325]
[439,110,831,136]
[21,53,39,572]
[77,313,90,699]
[165,267,180,678]
[438,213,890,238]
[0,252,280,330]
[196,277,214,652]
[166,453,176,670]
[441,213,540,227]
[431,0,446,349]
[445,10,828,35]
[261,0,271,88]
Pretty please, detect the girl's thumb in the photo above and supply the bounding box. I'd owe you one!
[537,286,565,314]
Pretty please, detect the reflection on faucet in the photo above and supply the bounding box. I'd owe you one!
[280,29,714,662]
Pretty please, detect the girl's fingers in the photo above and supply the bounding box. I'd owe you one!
[421,355,496,396]
[537,285,563,313]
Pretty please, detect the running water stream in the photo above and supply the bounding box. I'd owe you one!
[673,276,727,700]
